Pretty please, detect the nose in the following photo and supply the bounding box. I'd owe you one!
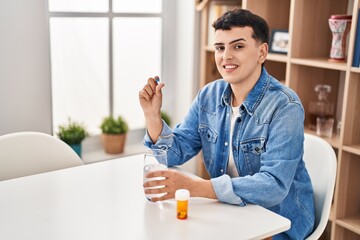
[222,48,233,60]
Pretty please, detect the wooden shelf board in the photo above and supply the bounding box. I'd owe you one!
[197,0,360,238]
[336,214,360,235]
[290,58,347,71]
[266,53,288,63]
[343,145,360,156]
[351,67,360,73]
[330,204,335,221]
[204,45,215,52]
[195,0,209,11]
[304,128,341,149]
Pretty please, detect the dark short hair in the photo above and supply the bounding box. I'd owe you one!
[212,8,269,44]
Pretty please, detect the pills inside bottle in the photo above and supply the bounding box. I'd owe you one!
[175,189,190,220]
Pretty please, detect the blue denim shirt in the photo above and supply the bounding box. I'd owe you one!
[144,68,315,239]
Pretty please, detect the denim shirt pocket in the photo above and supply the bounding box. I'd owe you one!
[240,138,266,175]
[199,124,218,143]
[198,124,218,167]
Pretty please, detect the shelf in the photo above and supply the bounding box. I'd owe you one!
[266,53,288,63]
[304,128,341,149]
[330,204,335,221]
[337,214,360,235]
[197,0,360,238]
[290,58,348,71]
[195,0,209,12]
[204,45,215,52]
[351,67,360,73]
[343,145,360,156]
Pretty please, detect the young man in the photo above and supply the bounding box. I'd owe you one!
[139,9,314,239]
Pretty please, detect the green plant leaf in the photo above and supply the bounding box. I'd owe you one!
[161,111,172,126]
[100,115,129,134]
[57,118,89,144]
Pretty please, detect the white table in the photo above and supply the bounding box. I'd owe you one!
[0,154,290,240]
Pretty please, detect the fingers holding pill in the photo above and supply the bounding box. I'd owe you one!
[140,77,157,100]
[147,77,158,92]
[154,76,160,84]
[139,75,165,115]
[143,84,154,96]
[143,76,164,98]
[139,89,151,101]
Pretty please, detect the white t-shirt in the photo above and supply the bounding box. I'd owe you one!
[227,105,240,177]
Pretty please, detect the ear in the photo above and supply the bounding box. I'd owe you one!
[258,43,268,64]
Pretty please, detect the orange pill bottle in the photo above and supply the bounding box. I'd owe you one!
[175,189,190,220]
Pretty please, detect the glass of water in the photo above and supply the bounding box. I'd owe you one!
[143,149,167,200]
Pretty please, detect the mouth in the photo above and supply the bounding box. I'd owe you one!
[223,64,238,72]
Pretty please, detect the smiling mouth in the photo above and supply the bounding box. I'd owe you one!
[223,64,238,69]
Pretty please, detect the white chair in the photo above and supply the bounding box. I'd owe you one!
[0,131,84,181]
[304,133,337,240]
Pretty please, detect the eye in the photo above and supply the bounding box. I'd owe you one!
[215,45,225,51]
[234,44,244,49]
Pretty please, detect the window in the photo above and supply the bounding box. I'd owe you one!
[49,0,167,134]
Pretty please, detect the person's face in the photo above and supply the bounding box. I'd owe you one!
[214,26,268,85]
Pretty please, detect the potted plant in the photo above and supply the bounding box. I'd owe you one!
[100,115,129,154]
[57,118,88,158]
[161,111,172,127]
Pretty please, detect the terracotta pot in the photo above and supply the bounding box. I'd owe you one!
[101,133,126,154]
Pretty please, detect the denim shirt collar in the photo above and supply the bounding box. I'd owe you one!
[221,67,270,116]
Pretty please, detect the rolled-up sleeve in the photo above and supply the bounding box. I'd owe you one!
[143,120,173,150]
[211,174,246,206]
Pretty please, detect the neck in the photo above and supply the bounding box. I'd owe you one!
[231,67,262,107]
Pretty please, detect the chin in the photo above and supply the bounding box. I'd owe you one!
[222,76,240,84]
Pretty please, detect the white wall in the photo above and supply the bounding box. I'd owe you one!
[0,0,199,173]
[173,0,197,125]
[0,0,196,137]
[0,0,52,135]
[172,0,197,173]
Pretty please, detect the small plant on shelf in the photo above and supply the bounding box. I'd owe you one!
[100,115,129,154]
[57,118,88,158]
[161,111,172,127]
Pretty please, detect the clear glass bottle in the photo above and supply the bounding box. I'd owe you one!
[308,84,334,131]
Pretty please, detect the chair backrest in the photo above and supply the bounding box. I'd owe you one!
[0,131,84,181]
[303,133,337,240]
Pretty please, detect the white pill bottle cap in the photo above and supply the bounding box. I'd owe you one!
[175,189,190,201]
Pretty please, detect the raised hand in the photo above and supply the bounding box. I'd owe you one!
[139,76,165,117]
[138,76,165,143]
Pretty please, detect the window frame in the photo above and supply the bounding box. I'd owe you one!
[48,0,175,134]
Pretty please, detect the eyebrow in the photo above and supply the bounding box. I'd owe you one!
[214,38,246,46]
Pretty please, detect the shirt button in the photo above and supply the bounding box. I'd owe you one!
[225,142,228,146]
[237,118,242,123]
[226,113,229,117]
[220,169,224,173]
